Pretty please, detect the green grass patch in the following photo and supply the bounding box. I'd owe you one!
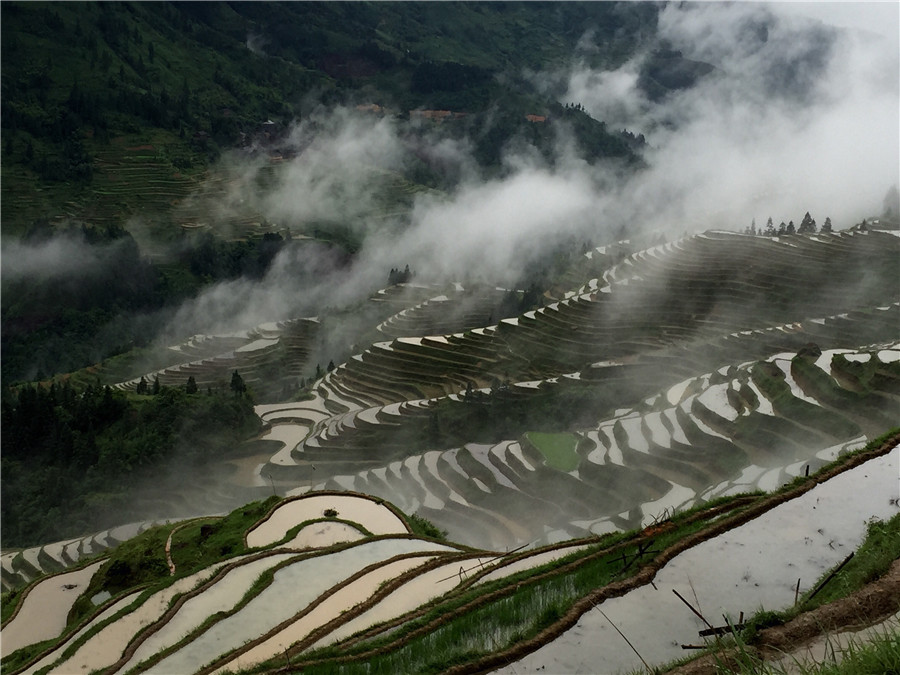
[704,621,900,675]
[0,636,58,673]
[1,586,24,625]
[406,513,448,541]
[524,431,581,471]
[169,496,279,573]
[798,513,900,611]
[805,627,900,674]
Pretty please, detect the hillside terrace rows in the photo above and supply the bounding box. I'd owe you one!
[604,303,900,387]
[604,231,897,324]
[282,296,900,454]
[6,443,897,675]
[5,234,899,670]
[9,493,546,675]
[376,287,514,338]
[285,345,899,549]
[113,318,318,399]
[1,520,164,592]
[280,301,898,485]
[315,330,503,411]
[311,231,898,418]
[495,230,900,374]
[86,147,200,227]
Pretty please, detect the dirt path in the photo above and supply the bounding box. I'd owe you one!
[165,529,176,576]
[771,612,899,674]
[666,557,900,674]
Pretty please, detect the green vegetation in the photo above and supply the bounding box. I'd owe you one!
[0,637,58,674]
[524,431,581,471]
[281,500,748,675]
[2,5,898,672]
[169,499,278,573]
[791,629,900,675]
[4,434,896,674]
[406,513,448,541]
[0,588,21,625]
[682,624,900,675]
[2,1,653,233]
[1,1,658,389]
[798,513,900,611]
[0,222,301,384]
[0,380,261,548]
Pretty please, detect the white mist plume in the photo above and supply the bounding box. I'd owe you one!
[265,110,406,226]
[2,234,111,282]
[163,2,898,341]
[563,2,899,231]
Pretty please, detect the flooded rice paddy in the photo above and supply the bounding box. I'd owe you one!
[501,445,899,674]
[246,494,408,547]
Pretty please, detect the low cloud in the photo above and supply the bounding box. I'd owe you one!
[159,3,899,343]
[2,234,110,283]
[561,2,899,231]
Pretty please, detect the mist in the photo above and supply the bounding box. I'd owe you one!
[562,2,899,231]
[1,233,117,283]
[155,2,898,346]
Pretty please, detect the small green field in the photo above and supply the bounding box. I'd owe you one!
[524,431,581,471]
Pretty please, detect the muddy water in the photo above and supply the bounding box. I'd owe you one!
[45,560,235,675]
[116,553,295,672]
[143,538,453,674]
[283,521,366,549]
[1,561,103,656]
[222,450,276,488]
[212,555,438,674]
[261,422,313,467]
[21,590,142,675]
[246,495,408,548]
[500,446,900,674]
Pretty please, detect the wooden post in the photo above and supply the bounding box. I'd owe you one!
[807,552,854,602]
[673,588,714,629]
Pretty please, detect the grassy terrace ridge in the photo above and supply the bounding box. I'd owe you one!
[1,431,896,674]
[230,429,900,675]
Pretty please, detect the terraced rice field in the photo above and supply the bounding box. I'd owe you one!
[3,441,897,675]
[3,228,898,674]
[503,445,900,674]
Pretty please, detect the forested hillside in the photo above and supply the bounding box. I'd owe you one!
[2,1,668,387]
[1,1,659,232]
[1,380,260,547]
[2,4,899,673]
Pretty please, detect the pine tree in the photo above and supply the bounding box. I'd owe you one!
[786,220,795,234]
[798,211,816,234]
[821,216,833,233]
[152,376,160,395]
[185,375,198,394]
[136,376,148,395]
[230,370,245,397]
[764,217,776,237]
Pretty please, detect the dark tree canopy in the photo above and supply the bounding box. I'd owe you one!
[230,370,246,397]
